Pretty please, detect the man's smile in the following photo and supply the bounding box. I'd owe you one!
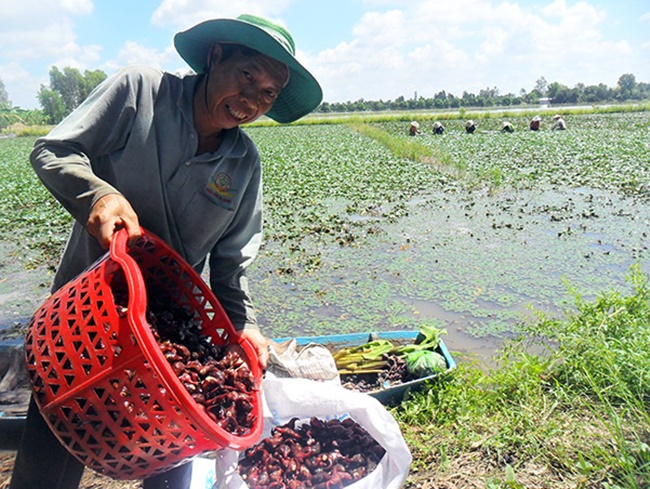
[227,104,249,121]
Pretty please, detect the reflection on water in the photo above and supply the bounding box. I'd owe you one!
[251,184,650,363]
[3,185,649,366]
[396,296,504,367]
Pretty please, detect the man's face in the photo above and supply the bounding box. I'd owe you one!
[202,46,288,131]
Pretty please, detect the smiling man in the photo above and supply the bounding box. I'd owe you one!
[194,43,289,151]
[11,14,322,489]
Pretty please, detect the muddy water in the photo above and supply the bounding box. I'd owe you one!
[249,183,650,362]
[0,241,53,334]
[396,297,510,365]
[2,183,649,366]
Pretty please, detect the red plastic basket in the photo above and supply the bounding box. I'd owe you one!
[24,228,263,480]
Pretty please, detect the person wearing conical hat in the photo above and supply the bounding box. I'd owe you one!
[13,14,322,489]
[432,121,445,134]
[409,120,420,136]
[530,115,541,131]
[465,120,477,133]
[552,114,567,130]
[501,120,514,133]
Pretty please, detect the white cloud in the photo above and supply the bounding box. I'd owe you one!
[0,62,43,109]
[151,0,292,31]
[0,0,96,108]
[0,0,91,20]
[352,10,406,47]
[103,41,179,74]
[51,44,103,73]
[60,0,93,15]
[312,0,649,103]
[476,27,510,64]
[3,19,100,64]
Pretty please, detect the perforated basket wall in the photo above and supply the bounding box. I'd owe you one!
[24,229,263,480]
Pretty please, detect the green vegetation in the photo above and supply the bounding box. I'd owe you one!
[0,108,49,131]
[317,74,650,114]
[0,136,70,268]
[1,106,650,486]
[245,109,650,340]
[376,109,650,193]
[259,101,650,127]
[37,66,107,124]
[398,266,650,487]
[2,70,649,129]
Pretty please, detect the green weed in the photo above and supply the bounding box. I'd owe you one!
[398,267,650,487]
[348,122,432,163]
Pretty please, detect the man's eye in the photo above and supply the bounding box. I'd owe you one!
[242,70,252,80]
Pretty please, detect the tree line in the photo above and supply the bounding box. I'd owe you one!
[0,68,647,130]
[316,74,649,113]
[0,67,106,129]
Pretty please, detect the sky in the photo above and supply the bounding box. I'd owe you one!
[1,0,649,110]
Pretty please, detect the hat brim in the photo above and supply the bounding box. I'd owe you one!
[174,18,323,124]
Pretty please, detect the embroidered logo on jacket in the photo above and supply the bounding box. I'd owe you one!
[205,172,236,209]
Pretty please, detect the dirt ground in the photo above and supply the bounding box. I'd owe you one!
[0,449,580,489]
[0,451,142,488]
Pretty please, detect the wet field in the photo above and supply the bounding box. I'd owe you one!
[249,183,650,364]
[2,112,650,368]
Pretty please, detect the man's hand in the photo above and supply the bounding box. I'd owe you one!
[238,329,269,371]
[87,194,142,249]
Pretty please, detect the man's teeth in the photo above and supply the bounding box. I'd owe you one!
[229,107,247,120]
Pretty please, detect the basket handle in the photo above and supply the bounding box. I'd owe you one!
[109,227,148,327]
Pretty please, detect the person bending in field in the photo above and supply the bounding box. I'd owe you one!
[432,121,445,134]
[501,121,514,133]
[552,114,567,130]
[530,115,541,131]
[10,13,322,489]
[465,120,477,133]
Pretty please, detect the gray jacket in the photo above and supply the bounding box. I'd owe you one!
[30,65,263,330]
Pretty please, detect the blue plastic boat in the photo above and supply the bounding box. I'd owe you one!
[272,330,457,404]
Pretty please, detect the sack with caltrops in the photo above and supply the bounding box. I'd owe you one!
[213,373,412,489]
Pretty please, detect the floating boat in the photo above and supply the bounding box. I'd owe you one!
[272,330,457,405]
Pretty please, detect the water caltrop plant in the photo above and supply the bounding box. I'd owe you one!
[1,108,650,486]
[396,266,650,487]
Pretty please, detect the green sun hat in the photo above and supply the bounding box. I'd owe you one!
[174,14,323,124]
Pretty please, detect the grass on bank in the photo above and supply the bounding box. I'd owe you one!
[396,265,650,488]
[0,123,52,137]
[249,101,650,128]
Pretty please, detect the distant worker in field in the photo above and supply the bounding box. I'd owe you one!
[552,114,567,130]
[465,120,477,134]
[432,121,445,135]
[529,115,541,131]
[501,121,514,133]
[409,121,420,136]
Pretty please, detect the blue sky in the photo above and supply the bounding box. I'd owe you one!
[1,0,649,110]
